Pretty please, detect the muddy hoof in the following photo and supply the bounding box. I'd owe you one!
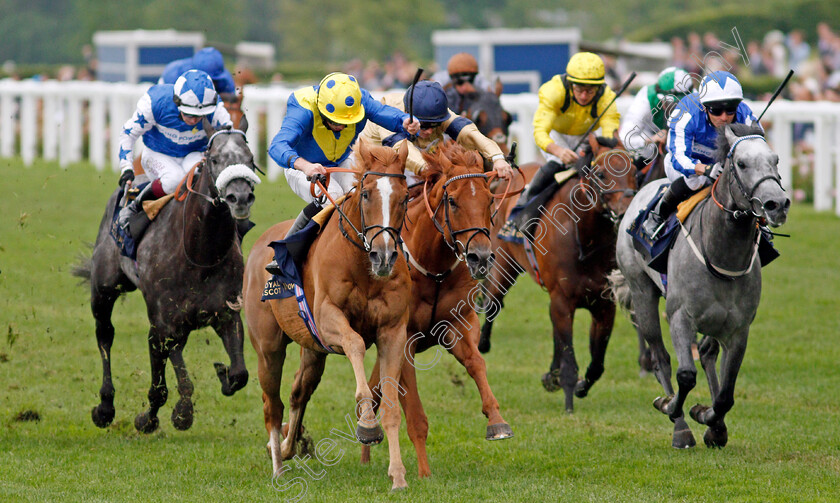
[574,379,590,398]
[91,403,115,428]
[541,370,562,392]
[486,422,514,440]
[134,412,159,434]
[171,398,194,431]
[672,426,696,449]
[356,424,384,445]
[653,395,674,414]
[703,425,728,448]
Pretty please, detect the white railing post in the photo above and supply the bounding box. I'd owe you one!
[265,99,286,181]
[20,91,37,166]
[89,88,106,170]
[0,90,15,158]
[770,116,793,194]
[42,86,58,161]
[813,116,833,211]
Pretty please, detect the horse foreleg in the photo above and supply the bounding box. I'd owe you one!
[575,300,616,399]
[690,333,746,448]
[659,310,697,449]
[448,321,512,441]
[697,335,721,398]
[478,249,521,353]
[281,347,325,460]
[399,350,431,477]
[360,356,382,466]
[212,314,249,396]
[168,344,195,431]
[253,326,291,476]
[91,286,120,428]
[375,326,408,490]
[632,285,674,396]
[135,327,173,433]
[546,293,578,413]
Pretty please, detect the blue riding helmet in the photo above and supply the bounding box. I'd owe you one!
[404,81,449,123]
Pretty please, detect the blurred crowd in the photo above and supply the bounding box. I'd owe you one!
[667,22,840,102]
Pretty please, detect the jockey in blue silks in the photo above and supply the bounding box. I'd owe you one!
[641,71,763,238]
[116,70,232,229]
[159,47,237,104]
[264,72,420,275]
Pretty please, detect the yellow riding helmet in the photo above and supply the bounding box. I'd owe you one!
[317,73,365,124]
[566,52,606,85]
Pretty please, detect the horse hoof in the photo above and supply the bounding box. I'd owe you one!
[91,404,115,428]
[134,412,159,434]
[486,422,514,440]
[703,425,728,448]
[689,404,711,425]
[639,351,654,373]
[541,370,561,392]
[356,424,384,445]
[477,335,491,354]
[574,379,589,398]
[672,427,696,449]
[171,398,194,431]
[214,363,236,396]
[653,395,673,414]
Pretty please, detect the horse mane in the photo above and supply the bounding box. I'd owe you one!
[354,139,406,181]
[420,141,483,186]
[714,123,765,164]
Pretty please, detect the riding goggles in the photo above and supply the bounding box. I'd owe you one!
[451,72,476,85]
[706,100,740,116]
[419,121,443,130]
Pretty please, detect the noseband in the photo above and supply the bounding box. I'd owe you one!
[719,134,783,220]
[423,173,491,262]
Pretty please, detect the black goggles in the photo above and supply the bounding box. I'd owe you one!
[419,121,443,130]
[451,73,476,85]
[706,101,740,116]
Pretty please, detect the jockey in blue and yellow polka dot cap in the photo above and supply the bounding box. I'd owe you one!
[265,72,420,274]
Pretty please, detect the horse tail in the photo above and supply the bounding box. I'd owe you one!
[71,245,93,284]
[606,268,633,313]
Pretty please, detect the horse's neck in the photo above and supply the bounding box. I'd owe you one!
[406,187,457,271]
[558,180,612,243]
[697,172,759,268]
[183,171,235,258]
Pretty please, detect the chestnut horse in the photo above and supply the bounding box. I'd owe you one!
[479,137,637,412]
[242,141,412,490]
[360,141,516,477]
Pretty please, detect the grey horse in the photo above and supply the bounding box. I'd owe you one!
[612,123,790,448]
[74,118,261,432]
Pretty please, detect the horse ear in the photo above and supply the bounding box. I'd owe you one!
[587,133,599,154]
[723,124,738,146]
[238,114,249,133]
[494,77,503,97]
[357,137,372,168]
[396,139,409,166]
[203,117,215,139]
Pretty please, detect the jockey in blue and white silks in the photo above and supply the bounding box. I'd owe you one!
[117,70,232,229]
[641,71,763,238]
[264,72,419,275]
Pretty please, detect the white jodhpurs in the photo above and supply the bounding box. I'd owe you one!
[141,149,205,194]
[284,156,358,204]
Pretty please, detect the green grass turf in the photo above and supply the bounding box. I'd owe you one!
[0,157,838,502]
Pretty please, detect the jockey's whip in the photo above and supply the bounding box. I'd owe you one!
[757,69,794,122]
[571,71,637,152]
[407,68,424,141]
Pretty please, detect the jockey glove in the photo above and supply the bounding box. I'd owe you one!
[119,169,135,188]
[707,162,724,180]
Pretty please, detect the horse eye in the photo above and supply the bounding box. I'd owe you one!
[362,190,370,200]
[596,172,606,180]
[448,196,457,207]
[737,160,746,169]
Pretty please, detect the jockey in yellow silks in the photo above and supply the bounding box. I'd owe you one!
[264,72,419,275]
[361,80,513,182]
[512,52,621,215]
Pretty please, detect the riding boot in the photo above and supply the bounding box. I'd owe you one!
[512,160,565,211]
[266,202,322,275]
[117,183,157,231]
[641,185,682,238]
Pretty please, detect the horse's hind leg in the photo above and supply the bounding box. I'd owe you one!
[212,314,249,396]
[574,299,616,399]
[478,250,522,353]
[254,329,291,476]
[168,344,195,431]
[448,320,512,441]
[90,285,121,428]
[690,333,747,448]
[281,347,326,460]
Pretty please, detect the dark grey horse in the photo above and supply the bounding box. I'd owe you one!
[74,117,260,432]
[612,123,789,448]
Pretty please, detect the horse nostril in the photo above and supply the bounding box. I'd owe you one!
[369,251,380,264]
[247,193,255,205]
[764,200,778,212]
[466,252,479,264]
[784,198,791,210]
[389,250,398,266]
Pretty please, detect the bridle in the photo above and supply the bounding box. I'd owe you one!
[579,149,638,225]
[311,168,408,254]
[422,172,493,262]
[712,134,783,221]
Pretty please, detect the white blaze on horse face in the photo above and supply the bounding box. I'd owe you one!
[470,181,476,197]
[376,176,393,246]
